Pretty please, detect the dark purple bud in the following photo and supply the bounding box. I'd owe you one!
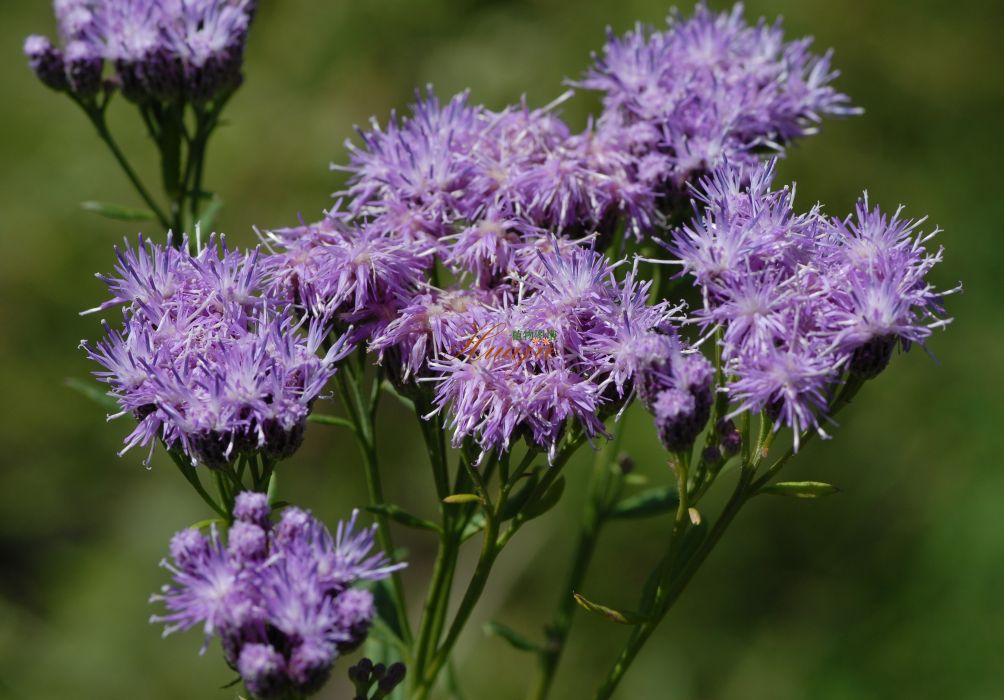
[263,417,306,461]
[849,334,897,379]
[702,445,722,465]
[24,35,67,92]
[288,639,335,695]
[65,41,103,98]
[237,643,288,700]
[333,588,375,654]
[375,662,407,698]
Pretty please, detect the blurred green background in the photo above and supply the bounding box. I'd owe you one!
[1,1,1001,698]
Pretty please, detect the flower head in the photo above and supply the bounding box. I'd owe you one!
[152,496,404,699]
[82,233,351,467]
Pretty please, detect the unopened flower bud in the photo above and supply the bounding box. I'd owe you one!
[24,35,67,92]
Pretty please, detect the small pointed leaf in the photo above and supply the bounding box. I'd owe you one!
[608,485,679,519]
[81,200,156,221]
[500,472,541,521]
[443,493,481,505]
[65,377,120,412]
[367,504,441,533]
[308,413,355,431]
[461,512,486,542]
[760,481,840,498]
[483,621,544,653]
[522,476,566,520]
[573,593,647,625]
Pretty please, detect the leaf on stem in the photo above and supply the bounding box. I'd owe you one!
[573,593,647,625]
[499,472,541,521]
[369,579,406,644]
[196,195,223,231]
[307,413,356,431]
[608,485,680,520]
[80,201,157,222]
[443,493,481,505]
[461,512,486,542]
[65,377,119,412]
[522,476,566,520]
[759,481,840,498]
[483,621,545,653]
[366,504,441,533]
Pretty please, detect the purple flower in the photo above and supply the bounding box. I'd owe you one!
[422,246,686,462]
[668,160,956,447]
[263,209,432,344]
[81,234,351,467]
[579,3,859,192]
[152,495,405,699]
[27,0,255,103]
[24,35,69,92]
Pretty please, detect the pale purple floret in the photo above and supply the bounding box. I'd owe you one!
[422,247,688,462]
[667,160,956,447]
[81,234,351,467]
[262,208,432,344]
[152,496,404,699]
[26,0,255,102]
[579,2,859,191]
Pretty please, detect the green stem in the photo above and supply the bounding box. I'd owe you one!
[79,103,171,231]
[529,422,626,700]
[335,367,413,647]
[593,462,752,700]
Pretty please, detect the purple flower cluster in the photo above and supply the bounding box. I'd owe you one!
[580,2,858,190]
[82,234,350,467]
[669,160,957,447]
[152,493,403,699]
[337,88,658,250]
[395,248,692,462]
[25,0,255,103]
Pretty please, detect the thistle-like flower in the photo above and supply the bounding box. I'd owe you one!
[151,493,404,700]
[81,234,351,467]
[580,2,859,192]
[25,0,255,103]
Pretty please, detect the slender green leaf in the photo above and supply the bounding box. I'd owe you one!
[367,503,441,533]
[197,195,224,231]
[500,472,541,521]
[65,377,119,412]
[461,512,486,542]
[188,517,224,531]
[760,481,840,498]
[522,476,566,520]
[370,579,405,643]
[483,621,545,653]
[443,493,481,505]
[80,200,156,222]
[573,593,647,625]
[307,413,355,431]
[608,485,680,520]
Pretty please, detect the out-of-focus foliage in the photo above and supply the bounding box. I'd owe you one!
[1,1,1001,698]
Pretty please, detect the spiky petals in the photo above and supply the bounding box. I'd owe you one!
[82,234,351,467]
[151,496,404,699]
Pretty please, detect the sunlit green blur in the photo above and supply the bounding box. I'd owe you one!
[1,1,1001,698]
